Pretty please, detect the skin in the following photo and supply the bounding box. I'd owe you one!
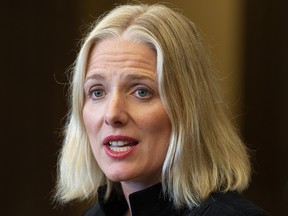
[82,38,171,214]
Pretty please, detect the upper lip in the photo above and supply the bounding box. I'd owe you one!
[103,135,139,146]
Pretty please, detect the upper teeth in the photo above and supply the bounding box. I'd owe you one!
[109,141,129,147]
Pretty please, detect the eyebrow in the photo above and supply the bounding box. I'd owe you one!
[125,73,156,83]
[84,74,105,83]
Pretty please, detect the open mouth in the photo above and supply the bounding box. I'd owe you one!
[107,140,139,152]
[103,136,139,159]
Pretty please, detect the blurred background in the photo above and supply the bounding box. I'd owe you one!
[1,0,287,215]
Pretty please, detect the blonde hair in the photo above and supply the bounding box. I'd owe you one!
[56,3,251,208]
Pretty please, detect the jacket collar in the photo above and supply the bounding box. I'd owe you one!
[97,183,186,216]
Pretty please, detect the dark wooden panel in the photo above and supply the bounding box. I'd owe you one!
[242,0,288,215]
[1,1,117,215]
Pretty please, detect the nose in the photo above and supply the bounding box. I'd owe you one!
[104,92,128,127]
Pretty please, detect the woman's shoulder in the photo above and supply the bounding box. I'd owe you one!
[185,191,270,216]
[81,191,270,216]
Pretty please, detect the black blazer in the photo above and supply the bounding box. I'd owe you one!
[83,183,270,216]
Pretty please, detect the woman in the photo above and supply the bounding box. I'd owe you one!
[55,3,269,216]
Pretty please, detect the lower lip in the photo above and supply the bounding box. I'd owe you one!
[104,145,137,159]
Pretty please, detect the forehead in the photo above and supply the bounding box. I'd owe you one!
[86,38,157,75]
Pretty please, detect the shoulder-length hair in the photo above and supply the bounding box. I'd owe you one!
[56,3,251,208]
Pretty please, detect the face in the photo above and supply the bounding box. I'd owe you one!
[83,38,171,189]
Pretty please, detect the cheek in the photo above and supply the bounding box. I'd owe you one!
[143,111,171,167]
[82,105,101,135]
[140,108,171,142]
[82,106,92,132]
[82,106,104,159]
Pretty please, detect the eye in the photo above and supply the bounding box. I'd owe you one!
[135,88,153,99]
[89,88,105,99]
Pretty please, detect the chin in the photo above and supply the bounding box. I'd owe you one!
[105,170,135,182]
